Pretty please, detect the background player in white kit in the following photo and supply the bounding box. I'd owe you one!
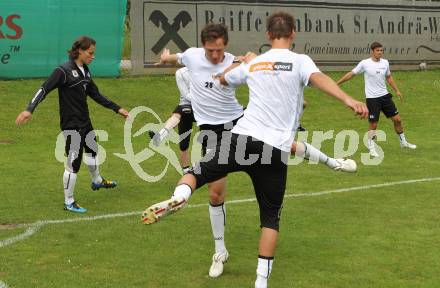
[337,42,416,157]
[149,67,195,174]
[142,12,368,288]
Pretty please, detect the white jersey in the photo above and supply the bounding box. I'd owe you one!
[175,67,191,106]
[352,58,391,98]
[176,48,243,125]
[225,48,320,152]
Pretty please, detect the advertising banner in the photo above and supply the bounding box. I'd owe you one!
[131,0,440,72]
[0,0,127,79]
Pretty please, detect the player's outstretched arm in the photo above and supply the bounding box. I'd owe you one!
[310,72,368,119]
[16,67,65,126]
[15,111,32,125]
[336,71,355,85]
[154,48,178,65]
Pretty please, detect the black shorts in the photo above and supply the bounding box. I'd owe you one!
[190,133,289,231]
[366,93,399,122]
[198,116,241,156]
[63,125,97,173]
[173,104,195,151]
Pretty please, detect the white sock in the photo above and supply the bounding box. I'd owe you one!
[255,256,274,288]
[302,142,338,168]
[367,130,377,147]
[172,184,192,201]
[209,203,227,254]
[398,132,407,143]
[85,154,103,184]
[63,170,77,205]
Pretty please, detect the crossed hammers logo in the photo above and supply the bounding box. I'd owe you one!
[149,10,192,54]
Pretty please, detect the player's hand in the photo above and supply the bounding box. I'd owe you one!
[344,98,369,119]
[15,111,32,125]
[396,91,403,102]
[118,108,130,119]
[155,48,170,65]
[243,51,257,63]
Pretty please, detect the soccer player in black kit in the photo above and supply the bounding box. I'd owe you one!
[16,36,129,213]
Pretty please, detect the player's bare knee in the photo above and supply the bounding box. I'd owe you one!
[208,185,225,204]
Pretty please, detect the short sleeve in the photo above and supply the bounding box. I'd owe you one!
[224,63,248,87]
[385,60,391,76]
[176,47,196,66]
[352,61,365,75]
[298,55,320,86]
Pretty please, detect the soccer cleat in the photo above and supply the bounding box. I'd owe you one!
[141,196,187,225]
[334,159,357,172]
[64,202,87,213]
[400,141,417,149]
[209,250,229,278]
[91,179,117,191]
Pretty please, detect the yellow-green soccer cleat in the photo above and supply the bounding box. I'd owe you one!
[91,179,117,191]
[141,197,187,225]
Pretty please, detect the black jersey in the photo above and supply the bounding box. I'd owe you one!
[26,60,121,130]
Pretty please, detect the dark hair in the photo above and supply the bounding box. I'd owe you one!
[68,36,96,60]
[370,42,383,51]
[200,23,228,45]
[266,12,296,40]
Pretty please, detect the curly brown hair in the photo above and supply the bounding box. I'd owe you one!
[68,36,96,60]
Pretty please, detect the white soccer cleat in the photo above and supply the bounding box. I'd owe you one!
[209,250,229,278]
[400,141,417,149]
[141,196,187,225]
[334,159,357,172]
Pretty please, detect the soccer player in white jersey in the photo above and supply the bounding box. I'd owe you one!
[337,42,416,157]
[154,23,244,278]
[142,12,368,288]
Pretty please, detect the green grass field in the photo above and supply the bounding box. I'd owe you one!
[0,71,439,288]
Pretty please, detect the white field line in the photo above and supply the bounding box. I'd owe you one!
[1,177,439,249]
[0,280,8,288]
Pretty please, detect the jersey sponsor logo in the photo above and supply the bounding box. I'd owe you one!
[250,62,274,72]
[250,62,293,72]
[72,70,79,78]
[273,62,293,71]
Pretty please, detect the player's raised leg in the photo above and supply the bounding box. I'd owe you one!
[293,141,357,172]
